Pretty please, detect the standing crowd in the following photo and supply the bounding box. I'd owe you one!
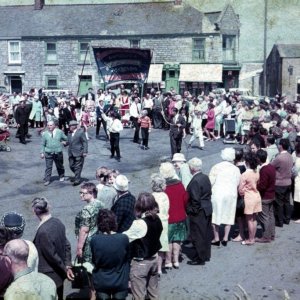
[1,86,300,299]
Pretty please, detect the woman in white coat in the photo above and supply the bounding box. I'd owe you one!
[209,148,241,246]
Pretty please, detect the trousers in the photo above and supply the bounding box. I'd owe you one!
[141,128,149,147]
[69,155,84,182]
[274,185,293,226]
[44,152,65,181]
[257,199,275,239]
[110,132,120,158]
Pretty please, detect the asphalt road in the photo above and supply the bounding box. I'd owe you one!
[1,126,299,300]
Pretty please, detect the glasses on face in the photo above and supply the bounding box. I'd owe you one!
[79,191,89,195]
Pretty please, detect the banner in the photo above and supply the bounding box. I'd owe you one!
[93,47,152,87]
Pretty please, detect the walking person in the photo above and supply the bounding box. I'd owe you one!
[15,98,32,144]
[169,108,186,157]
[138,109,151,150]
[130,96,142,144]
[40,120,68,186]
[188,111,205,150]
[67,120,88,186]
[32,197,72,300]
[101,111,123,162]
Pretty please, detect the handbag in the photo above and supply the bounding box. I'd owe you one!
[236,196,245,211]
[71,257,90,289]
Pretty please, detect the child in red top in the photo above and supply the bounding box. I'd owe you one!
[138,110,151,150]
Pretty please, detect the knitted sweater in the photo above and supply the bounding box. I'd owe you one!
[271,151,293,186]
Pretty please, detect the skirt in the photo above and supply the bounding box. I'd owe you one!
[168,220,187,242]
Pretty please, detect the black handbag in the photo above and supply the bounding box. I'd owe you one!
[71,257,90,289]
[236,196,245,211]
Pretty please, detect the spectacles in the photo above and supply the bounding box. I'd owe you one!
[79,191,89,195]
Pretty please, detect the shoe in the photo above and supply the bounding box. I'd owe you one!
[241,240,255,246]
[162,268,168,274]
[44,181,50,186]
[20,141,27,144]
[173,262,179,269]
[255,237,271,243]
[110,155,114,159]
[116,157,121,162]
[59,177,65,182]
[164,263,172,270]
[187,260,205,266]
[70,177,75,182]
[199,147,204,150]
[187,144,192,149]
[211,240,220,246]
[221,240,228,247]
[294,219,300,224]
[231,236,244,242]
[26,134,32,138]
[144,147,149,150]
[182,242,194,248]
[73,181,81,186]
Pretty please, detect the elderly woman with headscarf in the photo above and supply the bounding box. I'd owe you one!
[159,162,188,269]
[209,148,241,246]
[150,173,170,276]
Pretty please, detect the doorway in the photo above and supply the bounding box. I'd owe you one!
[10,76,22,93]
[78,75,92,96]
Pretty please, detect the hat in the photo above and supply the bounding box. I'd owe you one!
[172,153,186,162]
[69,120,78,126]
[1,212,26,236]
[19,97,25,103]
[254,100,259,106]
[113,175,129,192]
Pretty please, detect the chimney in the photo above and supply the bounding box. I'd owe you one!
[34,0,45,10]
[174,0,182,5]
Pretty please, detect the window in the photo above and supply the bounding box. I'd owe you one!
[130,40,140,48]
[192,38,205,61]
[8,41,21,64]
[46,42,57,63]
[223,36,236,62]
[46,76,58,89]
[79,42,90,62]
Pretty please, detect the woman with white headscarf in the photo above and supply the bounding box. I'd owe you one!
[209,148,241,246]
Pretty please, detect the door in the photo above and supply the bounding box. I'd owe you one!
[10,76,22,93]
[165,70,179,93]
[78,75,92,96]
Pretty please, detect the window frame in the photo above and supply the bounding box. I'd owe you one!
[222,35,236,62]
[129,39,140,49]
[45,75,59,89]
[8,41,21,64]
[45,42,58,64]
[79,42,90,63]
[192,38,205,62]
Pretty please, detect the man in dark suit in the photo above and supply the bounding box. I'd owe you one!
[184,157,212,265]
[85,87,95,101]
[32,197,72,300]
[169,107,186,157]
[15,98,32,144]
[67,120,88,186]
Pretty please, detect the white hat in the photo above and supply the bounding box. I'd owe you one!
[172,153,186,162]
[113,175,129,192]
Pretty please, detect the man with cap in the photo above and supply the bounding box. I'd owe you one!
[67,120,88,186]
[172,153,192,189]
[15,98,32,144]
[1,212,39,271]
[111,175,136,233]
[40,120,68,186]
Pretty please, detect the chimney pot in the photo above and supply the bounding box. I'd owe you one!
[174,0,182,5]
[34,0,45,10]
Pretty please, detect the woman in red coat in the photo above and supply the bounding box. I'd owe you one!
[159,162,188,270]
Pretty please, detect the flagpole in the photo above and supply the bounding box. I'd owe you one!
[77,44,90,97]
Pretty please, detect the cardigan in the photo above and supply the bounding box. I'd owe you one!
[41,128,68,154]
[257,164,276,200]
[271,151,293,186]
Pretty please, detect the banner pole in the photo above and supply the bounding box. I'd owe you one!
[76,44,90,97]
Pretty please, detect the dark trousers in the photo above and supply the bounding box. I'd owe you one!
[131,117,140,142]
[188,211,212,262]
[44,152,65,182]
[170,135,183,156]
[257,199,275,239]
[69,155,84,182]
[152,109,163,129]
[274,185,293,226]
[96,118,108,138]
[18,123,28,142]
[141,127,149,147]
[96,290,127,300]
[110,132,120,158]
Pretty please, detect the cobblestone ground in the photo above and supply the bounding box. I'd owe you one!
[1,126,299,299]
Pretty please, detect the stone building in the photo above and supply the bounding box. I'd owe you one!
[0,0,240,95]
[265,44,300,101]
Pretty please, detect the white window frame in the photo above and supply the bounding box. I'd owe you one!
[46,42,57,63]
[8,41,21,64]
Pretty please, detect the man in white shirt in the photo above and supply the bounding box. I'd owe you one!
[129,96,142,143]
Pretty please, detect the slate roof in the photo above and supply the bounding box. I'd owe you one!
[277,44,300,58]
[0,3,203,39]
[204,11,221,25]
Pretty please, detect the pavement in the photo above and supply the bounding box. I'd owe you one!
[1,126,300,299]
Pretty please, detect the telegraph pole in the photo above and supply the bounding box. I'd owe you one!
[263,0,268,95]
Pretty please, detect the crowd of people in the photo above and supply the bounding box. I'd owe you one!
[1,84,300,300]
